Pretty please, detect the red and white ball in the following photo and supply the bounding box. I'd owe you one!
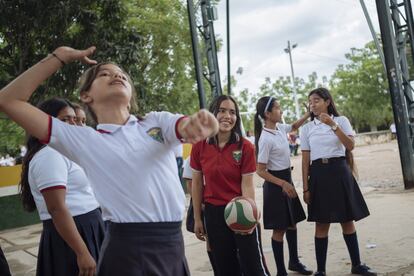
[224,196,259,233]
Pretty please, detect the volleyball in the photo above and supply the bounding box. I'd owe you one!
[224,196,259,233]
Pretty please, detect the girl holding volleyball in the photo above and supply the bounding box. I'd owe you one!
[254,96,312,276]
[191,95,269,276]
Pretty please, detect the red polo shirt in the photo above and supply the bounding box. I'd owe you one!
[190,138,256,206]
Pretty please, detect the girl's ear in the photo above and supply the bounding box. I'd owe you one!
[80,92,92,104]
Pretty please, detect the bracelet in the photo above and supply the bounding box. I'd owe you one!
[303,189,309,193]
[52,53,66,66]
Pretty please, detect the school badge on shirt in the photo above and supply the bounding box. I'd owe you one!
[232,150,242,163]
[147,127,164,143]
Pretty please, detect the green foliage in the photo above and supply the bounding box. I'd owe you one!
[0,0,200,154]
[330,41,392,131]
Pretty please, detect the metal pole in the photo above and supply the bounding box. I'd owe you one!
[187,0,206,109]
[359,0,387,73]
[226,0,231,95]
[286,40,300,119]
[376,0,414,189]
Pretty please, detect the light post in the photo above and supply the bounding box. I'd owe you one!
[284,40,300,119]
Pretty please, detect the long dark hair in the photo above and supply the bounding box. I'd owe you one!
[208,95,243,149]
[308,87,355,174]
[254,96,276,155]
[19,98,75,212]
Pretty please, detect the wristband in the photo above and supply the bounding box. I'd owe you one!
[52,53,66,66]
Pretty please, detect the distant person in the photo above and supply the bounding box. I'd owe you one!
[390,123,396,140]
[0,246,11,276]
[246,130,255,145]
[301,87,376,276]
[288,131,299,156]
[72,103,87,126]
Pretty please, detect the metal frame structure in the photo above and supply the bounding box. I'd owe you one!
[376,0,414,189]
[187,0,222,109]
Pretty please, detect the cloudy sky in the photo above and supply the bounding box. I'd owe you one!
[210,0,380,95]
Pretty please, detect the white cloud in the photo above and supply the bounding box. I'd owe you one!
[210,0,380,95]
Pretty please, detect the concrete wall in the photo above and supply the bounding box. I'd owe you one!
[354,130,393,147]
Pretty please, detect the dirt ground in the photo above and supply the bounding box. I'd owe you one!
[2,140,414,276]
[185,140,414,276]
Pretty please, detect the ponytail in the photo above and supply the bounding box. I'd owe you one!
[19,137,44,212]
[19,97,74,212]
[254,113,263,156]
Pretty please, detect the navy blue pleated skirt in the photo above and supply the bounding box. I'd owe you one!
[307,157,370,223]
[36,208,105,276]
[97,221,190,276]
[263,168,306,230]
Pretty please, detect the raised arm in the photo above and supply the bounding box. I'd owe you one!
[0,46,96,141]
[291,111,310,132]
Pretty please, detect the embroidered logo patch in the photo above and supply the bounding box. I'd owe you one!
[232,150,242,163]
[146,127,164,143]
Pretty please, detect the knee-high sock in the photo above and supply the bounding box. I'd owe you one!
[315,237,328,272]
[343,232,361,267]
[272,239,287,275]
[286,229,299,264]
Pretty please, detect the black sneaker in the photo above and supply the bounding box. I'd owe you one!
[314,272,326,276]
[351,264,377,276]
[288,262,313,275]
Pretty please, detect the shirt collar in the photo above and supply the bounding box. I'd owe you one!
[314,114,334,125]
[263,126,277,135]
[96,115,138,134]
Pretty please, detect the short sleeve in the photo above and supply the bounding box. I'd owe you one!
[29,148,68,191]
[257,135,271,164]
[241,141,256,175]
[149,111,185,146]
[190,141,203,172]
[182,157,192,179]
[300,125,310,151]
[278,123,292,134]
[338,116,355,136]
[48,117,99,165]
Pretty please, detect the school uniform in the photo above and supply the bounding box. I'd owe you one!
[300,116,370,223]
[191,138,269,276]
[29,146,104,276]
[44,112,189,276]
[0,246,11,276]
[257,124,306,230]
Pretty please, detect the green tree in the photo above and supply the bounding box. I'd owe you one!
[330,41,392,132]
[0,0,200,155]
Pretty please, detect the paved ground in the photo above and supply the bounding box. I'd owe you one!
[2,140,414,276]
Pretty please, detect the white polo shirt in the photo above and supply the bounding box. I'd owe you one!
[28,146,99,220]
[182,157,192,180]
[257,124,292,171]
[300,115,355,161]
[47,112,186,223]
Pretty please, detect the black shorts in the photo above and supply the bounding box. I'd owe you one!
[307,157,370,223]
[263,168,306,229]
